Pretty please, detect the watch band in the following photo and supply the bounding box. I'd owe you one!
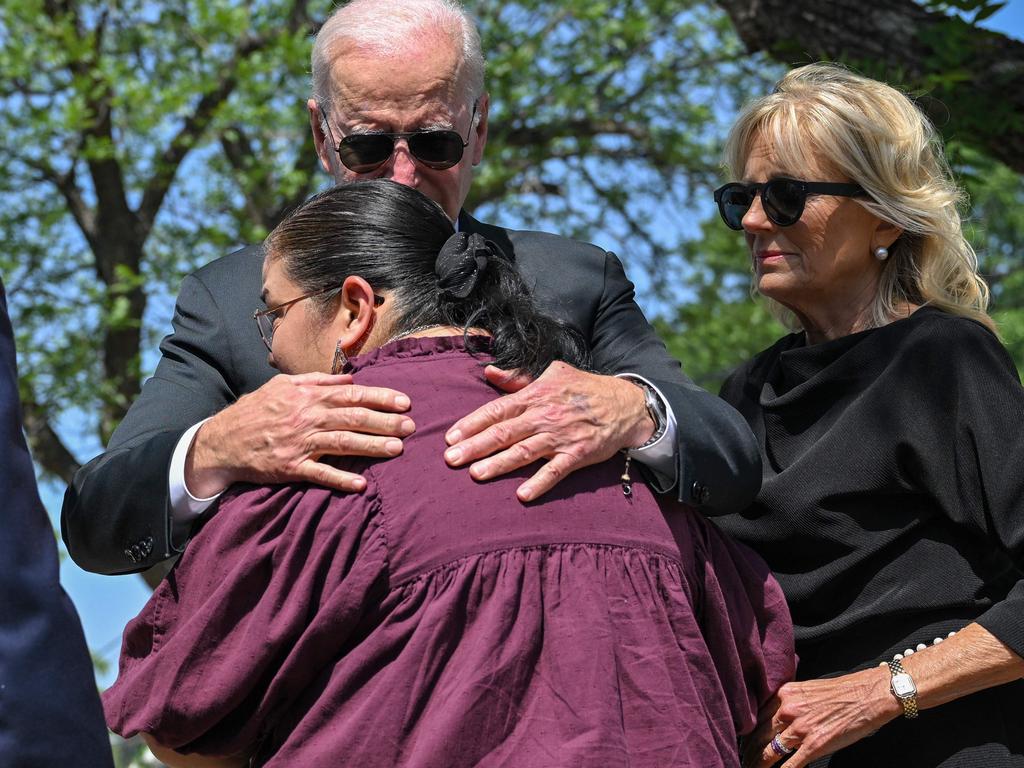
[886,659,919,719]
[633,381,667,449]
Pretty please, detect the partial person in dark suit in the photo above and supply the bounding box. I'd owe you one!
[62,0,761,576]
[0,278,114,767]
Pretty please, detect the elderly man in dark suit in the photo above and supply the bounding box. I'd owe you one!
[0,279,113,767]
[62,0,761,576]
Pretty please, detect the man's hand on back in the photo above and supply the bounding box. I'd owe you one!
[443,362,654,502]
[186,372,415,497]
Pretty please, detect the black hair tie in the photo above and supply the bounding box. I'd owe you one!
[436,232,498,300]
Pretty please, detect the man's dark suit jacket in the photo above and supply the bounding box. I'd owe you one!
[0,280,114,767]
[62,213,760,574]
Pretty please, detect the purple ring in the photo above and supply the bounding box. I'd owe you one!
[771,733,795,756]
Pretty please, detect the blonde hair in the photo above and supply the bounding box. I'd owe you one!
[724,63,993,332]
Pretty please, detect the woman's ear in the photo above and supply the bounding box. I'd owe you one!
[873,219,903,251]
[333,275,378,352]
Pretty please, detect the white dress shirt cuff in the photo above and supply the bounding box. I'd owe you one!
[615,373,678,484]
[169,418,222,530]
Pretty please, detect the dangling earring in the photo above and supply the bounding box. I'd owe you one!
[874,246,889,261]
[330,340,348,375]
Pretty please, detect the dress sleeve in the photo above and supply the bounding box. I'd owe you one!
[908,319,1024,658]
[685,510,796,736]
[102,477,389,757]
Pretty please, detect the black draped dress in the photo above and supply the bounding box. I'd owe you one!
[715,307,1024,767]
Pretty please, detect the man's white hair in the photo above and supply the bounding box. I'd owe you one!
[311,0,485,120]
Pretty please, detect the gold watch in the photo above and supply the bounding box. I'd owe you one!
[886,659,919,719]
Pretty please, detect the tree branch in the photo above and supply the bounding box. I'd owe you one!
[219,124,321,232]
[16,154,98,245]
[576,161,670,269]
[500,117,653,148]
[715,0,1024,174]
[137,0,314,232]
[20,400,81,485]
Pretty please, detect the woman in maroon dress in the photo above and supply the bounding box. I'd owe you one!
[104,180,794,767]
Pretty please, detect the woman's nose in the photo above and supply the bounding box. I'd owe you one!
[741,193,773,233]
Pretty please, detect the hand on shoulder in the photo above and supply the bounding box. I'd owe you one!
[185,372,415,497]
[443,361,653,502]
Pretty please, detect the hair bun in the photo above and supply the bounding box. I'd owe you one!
[436,232,497,300]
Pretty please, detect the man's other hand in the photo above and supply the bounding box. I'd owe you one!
[186,373,415,497]
[443,362,654,502]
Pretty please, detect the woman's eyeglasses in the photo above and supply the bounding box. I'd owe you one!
[713,178,866,230]
[253,286,384,352]
[321,101,478,173]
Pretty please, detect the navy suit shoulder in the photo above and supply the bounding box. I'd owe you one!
[0,280,113,767]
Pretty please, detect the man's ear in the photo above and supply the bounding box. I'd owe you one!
[334,275,378,351]
[309,99,334,176]
[470,92,489,166]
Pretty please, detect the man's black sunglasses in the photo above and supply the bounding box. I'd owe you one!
[321,101,478,174]
[713,178,866,230]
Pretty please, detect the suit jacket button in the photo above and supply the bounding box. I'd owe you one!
[124,548,138,563]
[691,481,710,505]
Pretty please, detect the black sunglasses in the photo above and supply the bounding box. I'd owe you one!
[713,178,866,230]
[321,101,478,173]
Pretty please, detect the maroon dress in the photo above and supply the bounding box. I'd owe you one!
[104,337,794,767]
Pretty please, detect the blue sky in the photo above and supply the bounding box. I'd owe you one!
[982,0,1024,32]
[44,2,1024,690]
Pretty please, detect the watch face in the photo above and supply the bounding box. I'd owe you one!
[891,672,917,697]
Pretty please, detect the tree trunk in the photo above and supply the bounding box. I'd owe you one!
[715,0,1024,174]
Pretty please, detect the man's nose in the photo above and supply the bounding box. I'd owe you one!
[384,140,418,187]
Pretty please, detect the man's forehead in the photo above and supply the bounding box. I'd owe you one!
[327,47,466,121]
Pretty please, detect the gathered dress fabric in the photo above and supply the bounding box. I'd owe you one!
[104,336,794,767]
[716,307,1024,767]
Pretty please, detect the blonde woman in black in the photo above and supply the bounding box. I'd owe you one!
[711,63,1024,768]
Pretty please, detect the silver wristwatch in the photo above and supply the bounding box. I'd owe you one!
[633,381,667,449]
[886,659,919,718]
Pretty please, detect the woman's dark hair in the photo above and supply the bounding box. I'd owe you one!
[265,179,590,378]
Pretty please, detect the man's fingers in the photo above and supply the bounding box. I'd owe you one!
[294,460,368,493]
[464,433,551,481]
[317,407,415,438]
[517,452,579,503]
[445,394,528,448]
[265,372,409,412]
[321,383,412,412]
[308,430,405,459]
[291,371,354,387]
[483,365,533,393]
